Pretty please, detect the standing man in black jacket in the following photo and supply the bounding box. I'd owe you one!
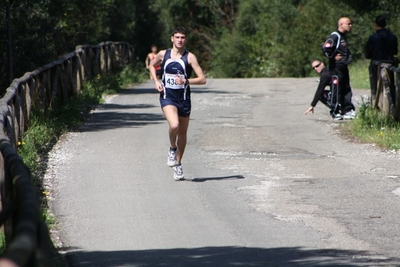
[365,15,398,103]
[325,17,356,119]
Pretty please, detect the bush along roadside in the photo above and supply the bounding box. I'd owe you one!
[19,63,147,197]
[344,101,400,151]
[19,64,147,219]
[0,64,148,259]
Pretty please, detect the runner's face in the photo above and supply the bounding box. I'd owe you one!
[171,33,187,48]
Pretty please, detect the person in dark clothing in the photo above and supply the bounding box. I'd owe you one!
[325,17,356,119]
[365,15,398,61]
[365,15,398,102]
[304,60,343,120]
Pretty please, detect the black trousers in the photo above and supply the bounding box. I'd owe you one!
[330,63,355,114]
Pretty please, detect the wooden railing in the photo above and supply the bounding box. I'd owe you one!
[0,41,134,267]
[371,60,400,120]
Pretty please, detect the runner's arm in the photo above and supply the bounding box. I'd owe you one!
[145,54,151,69]
[149,50,165,92]
[187,53,206,85]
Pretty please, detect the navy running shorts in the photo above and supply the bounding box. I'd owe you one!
[160,89,191,117]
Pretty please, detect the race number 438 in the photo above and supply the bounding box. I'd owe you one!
[165,73,185,89]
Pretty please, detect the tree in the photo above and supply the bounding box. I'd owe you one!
[0,0,117,93]
[1,0,400,89]
[151,0,239,71]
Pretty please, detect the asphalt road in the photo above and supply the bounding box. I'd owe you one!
[46,78,400,266]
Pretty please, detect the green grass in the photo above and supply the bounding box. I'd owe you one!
[0,233,5,255]
[349,59,370,90]
[7,59,399,261]
[345,59,400,150]
[19,63,148,188]
[0,64,148,258]
[344,102,400,150]
[117,63,149,87]
[19,63,147,177]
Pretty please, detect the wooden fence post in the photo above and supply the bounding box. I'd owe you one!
[372,61,400,120]
[0,42,134,266]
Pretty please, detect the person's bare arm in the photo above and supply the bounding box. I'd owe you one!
[0,258,18,267]
[145,53,151,69]
[149,50,165,92]
[187,53,206,85]
[304,106,314,115]
[173,52,206,86]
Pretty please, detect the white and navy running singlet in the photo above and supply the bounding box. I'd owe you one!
[159,49,193,117]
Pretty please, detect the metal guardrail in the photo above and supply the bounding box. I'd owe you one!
[0,41,134,266]
[371,60,400,120]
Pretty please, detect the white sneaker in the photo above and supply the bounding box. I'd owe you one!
[167,148,177,167]
[332,113,343,121]
[343,110,356,120]
[173,164,184,180]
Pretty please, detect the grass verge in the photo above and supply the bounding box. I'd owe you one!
[349,59,370,90]
[345,59,400,150]
[20,63,147,187]
[0,64,147,262]
[343,102,400,150]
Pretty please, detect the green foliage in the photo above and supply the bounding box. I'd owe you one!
[41,211,56,227]
[210,1,274,77]
[18,66,144,176]
[349,59,370,89]
[86,74,122,99]
[14,66,144,259]
[18,74,119,177]
[1,1,161,88]
[17,117,58,177]
[0,233,5,256]
[347,102,400,150]
[209,0,400,78]
[151,0,239,71]
[0,0,118,93]
[210,29,247,77]
[1,0,400,87]
[117,62,149,87]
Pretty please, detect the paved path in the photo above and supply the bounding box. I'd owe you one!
[46,78,400,266]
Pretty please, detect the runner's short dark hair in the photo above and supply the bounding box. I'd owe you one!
[171,27,187,36]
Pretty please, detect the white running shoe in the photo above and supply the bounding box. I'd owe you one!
[343,110,356,120]
[332,113,343,121]
[167,148,177,167]
[173,164,184,180]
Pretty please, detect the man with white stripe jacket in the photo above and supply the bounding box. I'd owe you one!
[324,17,356,119]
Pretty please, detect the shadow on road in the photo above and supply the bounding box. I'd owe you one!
[65,246,398,266]
[75,87,238,133]
[97,103,157,110]
[120,87,232,95]
[190,175,245,182]
[78,111,165,132]
[120,88,158,95]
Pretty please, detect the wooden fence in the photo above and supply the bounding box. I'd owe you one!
[0,41,134,266]
[371,60,400,120]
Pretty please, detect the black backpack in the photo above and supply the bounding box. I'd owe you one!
[322,31,341,59]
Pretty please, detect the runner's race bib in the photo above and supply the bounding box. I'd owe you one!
[165,73,185,89]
